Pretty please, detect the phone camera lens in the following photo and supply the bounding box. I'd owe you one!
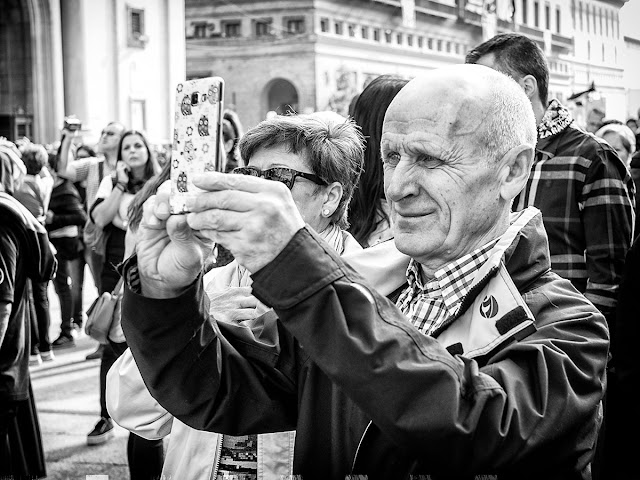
[191,92,199,105]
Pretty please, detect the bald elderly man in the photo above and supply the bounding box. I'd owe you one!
[120,65,607,479]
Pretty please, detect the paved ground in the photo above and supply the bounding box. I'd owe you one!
[29,268,135,479]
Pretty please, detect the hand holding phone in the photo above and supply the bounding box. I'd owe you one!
[170,77,225,214]
[115,162,129,185]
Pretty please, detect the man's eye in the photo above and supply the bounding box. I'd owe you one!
[384,152,401,165]
[418,155,444,168]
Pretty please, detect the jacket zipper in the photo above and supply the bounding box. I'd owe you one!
[352,421,373,473]
[212,434,223,480]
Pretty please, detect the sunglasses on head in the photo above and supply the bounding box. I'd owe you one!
[232,166,327,190]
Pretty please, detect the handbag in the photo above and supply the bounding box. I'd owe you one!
[83,218,110,257]
[85,276,124,344]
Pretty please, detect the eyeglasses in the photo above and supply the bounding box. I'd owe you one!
[232,166,327,190]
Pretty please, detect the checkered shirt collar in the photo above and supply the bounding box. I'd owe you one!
[400,238,499,332]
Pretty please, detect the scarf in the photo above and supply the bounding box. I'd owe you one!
[537,99,573,140]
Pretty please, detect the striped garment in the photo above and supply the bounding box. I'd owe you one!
[66,156,116,210]
[397,239,498,336]
[513,100,635,320]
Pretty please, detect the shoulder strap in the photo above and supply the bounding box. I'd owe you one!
[98,160,104,181]
[113,275,125,294]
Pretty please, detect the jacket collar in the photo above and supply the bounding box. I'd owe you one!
[431,207,550,338]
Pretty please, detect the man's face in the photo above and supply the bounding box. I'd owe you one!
[98,123,124,154]
[382,78,504,269]
[586,111,604,133]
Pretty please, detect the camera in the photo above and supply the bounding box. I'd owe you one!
[63,115,82,131]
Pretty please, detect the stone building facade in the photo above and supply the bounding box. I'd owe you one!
[0,0,185,145]
[185,0,630,130]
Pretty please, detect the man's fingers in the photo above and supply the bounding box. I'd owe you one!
[192,171,281,194]
[154,181,171,219]
[186,209,247,232]
[141,195,166,230]
[186,190,257,214]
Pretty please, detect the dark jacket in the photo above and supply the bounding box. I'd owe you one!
[46,179,86,260]
[0,193,57,401]
[122,211,608,480]
[46,179,86,232]
[515,124,634,326]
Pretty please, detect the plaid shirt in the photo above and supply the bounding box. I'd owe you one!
[397,239,498,336]
[514,100,635,319]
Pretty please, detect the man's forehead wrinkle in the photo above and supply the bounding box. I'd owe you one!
[448,98,489,138]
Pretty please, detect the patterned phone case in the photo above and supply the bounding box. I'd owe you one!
[170,76,224,214]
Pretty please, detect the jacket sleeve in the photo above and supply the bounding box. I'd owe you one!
[120,260,298,436]
[48,192,87,230]
[251,227,609,472]
[580,144,634,321]
[106,347,173,440]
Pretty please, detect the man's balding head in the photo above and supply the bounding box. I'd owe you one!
[384,64,536,164]
[381,64,536,274]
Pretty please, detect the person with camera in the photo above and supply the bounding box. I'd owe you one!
[56,119,125,301]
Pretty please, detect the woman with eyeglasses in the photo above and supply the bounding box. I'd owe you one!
[106,112,408,479]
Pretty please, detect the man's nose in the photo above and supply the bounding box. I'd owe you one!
[385,161,417,203]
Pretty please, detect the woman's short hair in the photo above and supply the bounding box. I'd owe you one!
[596,123,637,155]
[117,130,159,181]
[239,113,364,229]
[20,143,48,175]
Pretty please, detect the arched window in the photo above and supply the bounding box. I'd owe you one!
[264,78,299,116]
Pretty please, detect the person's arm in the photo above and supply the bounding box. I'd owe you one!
[106,348,173,440]
[39,168,54,212]
[0,301,11,347]
[91,172,126,228]
[56,130,78,180]
[47,204,87,230]
[580,144,635,322]
[0,227,17,347]
[250,227,609,472]
[121,262,299,436]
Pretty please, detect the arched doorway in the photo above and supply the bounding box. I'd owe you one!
[265,78,299,117]
[0,0,33,140]
[0,0,62,142]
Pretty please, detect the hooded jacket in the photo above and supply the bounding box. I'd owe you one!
[121,207,608,480]
[0,193,57,402]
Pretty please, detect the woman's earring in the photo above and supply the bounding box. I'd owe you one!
[323,209,330,217]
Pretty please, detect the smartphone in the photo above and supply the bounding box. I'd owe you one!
[169,76,225,214]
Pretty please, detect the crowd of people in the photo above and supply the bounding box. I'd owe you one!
[0,32,638,480]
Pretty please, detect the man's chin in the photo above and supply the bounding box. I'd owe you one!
[393,234,436,260]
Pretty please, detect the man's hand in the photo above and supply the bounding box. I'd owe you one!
[185,172,305,273]
[136,181,212,298]
[206,286,270,323]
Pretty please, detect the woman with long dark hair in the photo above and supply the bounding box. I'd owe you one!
[348,74,408,247]
[85,130,162,479]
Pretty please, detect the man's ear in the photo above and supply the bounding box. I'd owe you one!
[519,75,538,101]
[498,145,533,202]
[322,181,343,217]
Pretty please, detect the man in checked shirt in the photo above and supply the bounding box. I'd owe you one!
[467,33,634,332]
[467,33,634,480]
